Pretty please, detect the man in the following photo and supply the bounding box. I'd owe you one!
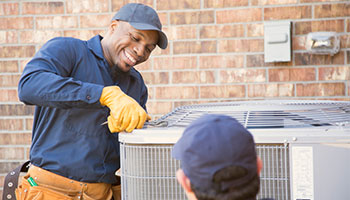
[173,114,266,200]
[15,3,167,199]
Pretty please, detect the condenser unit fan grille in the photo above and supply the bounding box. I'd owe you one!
[154,100,350,129]
[120,143,290,200]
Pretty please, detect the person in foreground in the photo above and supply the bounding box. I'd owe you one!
[14,3,167,200]
[172,114,271,200]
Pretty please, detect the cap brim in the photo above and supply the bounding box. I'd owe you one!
[129,22,168,49]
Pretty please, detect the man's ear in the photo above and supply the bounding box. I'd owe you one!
[176,169,192,193]
[109,20,120,32]
[257,156,263,175]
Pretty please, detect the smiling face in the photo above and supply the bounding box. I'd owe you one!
[101,20,159,72]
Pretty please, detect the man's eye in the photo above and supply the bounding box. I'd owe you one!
[131,35,138,41]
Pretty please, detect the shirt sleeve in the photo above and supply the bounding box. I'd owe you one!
[18,38,104,109]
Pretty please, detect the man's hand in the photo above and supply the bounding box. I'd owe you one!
[100,86,150,133]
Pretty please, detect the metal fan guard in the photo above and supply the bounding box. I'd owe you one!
[150,100,350,129]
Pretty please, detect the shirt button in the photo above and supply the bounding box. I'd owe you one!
[86,95,91,100]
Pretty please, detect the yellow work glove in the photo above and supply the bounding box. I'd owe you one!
[100,86,151,133]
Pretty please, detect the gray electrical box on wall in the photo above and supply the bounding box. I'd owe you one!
[264,21,291,63]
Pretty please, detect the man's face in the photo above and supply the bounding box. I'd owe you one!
[102,21,159,72]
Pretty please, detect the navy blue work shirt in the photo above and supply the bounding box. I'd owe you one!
[18,35,148,184]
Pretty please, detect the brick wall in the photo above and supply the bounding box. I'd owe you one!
[1,0,349,196]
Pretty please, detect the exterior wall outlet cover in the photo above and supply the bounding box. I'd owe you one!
[264,21,291,63]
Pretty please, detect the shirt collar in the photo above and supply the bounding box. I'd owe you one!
[87,35,105,60]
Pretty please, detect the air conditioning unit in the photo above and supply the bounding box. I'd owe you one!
[119,100,350,200]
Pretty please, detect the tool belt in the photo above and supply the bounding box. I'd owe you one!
[2,161,120,200]
[2,160,30,200]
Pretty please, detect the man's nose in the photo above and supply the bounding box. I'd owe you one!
[133,45,145,57]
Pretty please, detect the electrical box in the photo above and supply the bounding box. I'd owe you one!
[264,21,291,63]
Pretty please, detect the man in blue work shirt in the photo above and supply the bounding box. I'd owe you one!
[15,3,167,200]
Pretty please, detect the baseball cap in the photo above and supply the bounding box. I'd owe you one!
[112,3,168,49]
[172,114,257,191]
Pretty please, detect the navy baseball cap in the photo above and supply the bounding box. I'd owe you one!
[112,3,168,49]
[172,114,258,191]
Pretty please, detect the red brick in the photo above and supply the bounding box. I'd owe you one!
[340,35,350,49]
[36,16,78,29]
[200,24,244,38]
[200,85,245,98]
[20,30,61,44]
[204,0,248,8]
[315,3,350,18]
[170,11,214,25]
[0,133,32,145]
[152,44,171,56]
[80,14,114,28]
[269,68,316,82]
[146,101,173,115]
[0,46,35,58]
[174,41,216,54]
[0,119,23,131]
[0,31,17,43]
[292,36,307,50]
[141,71,169,84]
[220,69,266,83]
[319,66,350,81]
[22,2,64,15]
[295,20,344,35]
[0,105,34,116]
[156,86,198,99]
[296,83,345,96]
[294,52,344,66]
[157,0,200,10]
[301,0,340,2]
[20,59,30,73]
[248,84,294,97]
[0,75,21,87]
[0,17,33,30]
[199,55,244,69]
[112,0,154,11]
[247,23,264,37]
[0,176,4,187]
[0,147,25,159]
[26,118,33,131]
[0,3,19,15]
[166,26,197,40]
[252,0,297,5]
[154,56,197,70]
[0,162,22,174]
[217,8,261,23]
[264,6,311,20]
[158,12,168,26]
[64,30,105,40]
[147,87,155,99]
[172,71,215,84]
[0,61,18,73]
[219,39,263,53]
[348,19,350,32]
[0,89,18,102]
[246,54,292,67]
[135,59,152,71]
[67,0,108,13]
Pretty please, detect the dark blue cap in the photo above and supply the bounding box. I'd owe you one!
[172,114,257,191]
[112,3,168,49]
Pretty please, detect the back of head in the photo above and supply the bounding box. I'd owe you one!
[172,114,259,200]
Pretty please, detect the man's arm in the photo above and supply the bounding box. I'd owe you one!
[18,38,104,109]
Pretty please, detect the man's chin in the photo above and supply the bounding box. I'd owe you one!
[118,64,133,72]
